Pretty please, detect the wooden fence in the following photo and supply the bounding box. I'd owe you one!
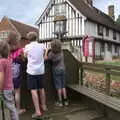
[69,61,120,111]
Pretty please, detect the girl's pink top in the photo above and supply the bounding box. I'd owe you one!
[0,58,13,90]
[9,48,23,60]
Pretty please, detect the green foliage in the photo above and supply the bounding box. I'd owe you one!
[97,61,120,66]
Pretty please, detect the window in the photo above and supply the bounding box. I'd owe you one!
[106,28,109,36]
[0,31,9,41]
[101,42,105,52]
[113,31,116,40]
[115,45,118,53]
[54,3,66,16]
[108,43,112,52]
[97,24,103,36]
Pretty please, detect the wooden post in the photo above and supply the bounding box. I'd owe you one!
[105,68,111,95]
[80,64,83,85]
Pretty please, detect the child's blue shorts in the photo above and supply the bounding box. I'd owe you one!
[53,69,66,89]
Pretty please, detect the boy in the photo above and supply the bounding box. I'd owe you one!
[45,39,69,107]
[24,32,47,119]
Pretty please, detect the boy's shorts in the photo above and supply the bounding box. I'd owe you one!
[53,69,66,89]
[27,74,44,90]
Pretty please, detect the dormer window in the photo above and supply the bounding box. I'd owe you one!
[97,24,103,36]
[113,31,116,40]
[106,27,109,36]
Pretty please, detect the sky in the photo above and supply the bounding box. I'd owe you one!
[0,0,120,26]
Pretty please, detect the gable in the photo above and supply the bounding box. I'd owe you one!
[36,0,85,25]
[10,19,38,38]
[37,0,86,39]
[37,0,120,32]
[0,17,17,32]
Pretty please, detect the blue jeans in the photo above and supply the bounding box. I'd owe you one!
[53,69,66,89]
[3,90,19,120]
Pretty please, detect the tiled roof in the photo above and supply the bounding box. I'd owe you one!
[69,0,120,32]
[9,19,38,38]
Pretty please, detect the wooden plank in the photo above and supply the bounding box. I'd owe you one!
[83,67,105,73]
[68,85,120,112]
[105,68,111,95]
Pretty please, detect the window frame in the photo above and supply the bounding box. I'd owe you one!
[113,30,117,40]
[97,24,103,36]
[115,45,118,53]
[106,27,109,36]
[107,43,112,52]
[101,42,105,52]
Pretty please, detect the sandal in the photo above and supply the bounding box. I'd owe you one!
[32,113,43,119]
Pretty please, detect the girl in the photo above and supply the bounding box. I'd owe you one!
[0,40,19,120]
[7,31,26,114]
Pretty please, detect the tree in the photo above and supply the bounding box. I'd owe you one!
[116,15,120,25]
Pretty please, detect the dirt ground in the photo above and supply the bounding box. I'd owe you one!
[20,102,90,120]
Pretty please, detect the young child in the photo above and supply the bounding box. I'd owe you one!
[45,39,69,107]
[0,40,19,120]
[7,31,26,114]
[24,32,47,119]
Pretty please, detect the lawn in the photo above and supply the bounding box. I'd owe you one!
[87,61,120,81]
[96,61,120,66]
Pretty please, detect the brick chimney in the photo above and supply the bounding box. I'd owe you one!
[108,5,115,20]
[85,0,93,6]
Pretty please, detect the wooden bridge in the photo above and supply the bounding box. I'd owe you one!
[40,39,120,119]
[42,39,120,113]
[62,41,120,112]
[1,39,120,120]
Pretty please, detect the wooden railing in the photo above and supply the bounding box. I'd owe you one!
[78,62,120,96]
[68,61,120,111]
[38,38,120,111]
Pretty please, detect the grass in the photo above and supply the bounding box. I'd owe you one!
[96,61,120,66]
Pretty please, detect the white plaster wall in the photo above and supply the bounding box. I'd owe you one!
[38,0,86,40]
[85,20,120,42]
[85,21,97,37]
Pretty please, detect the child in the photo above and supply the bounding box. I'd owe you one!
[7,31,26,114]
[0,40,19,120]
[24,32,47,119]
[45,39,69,107]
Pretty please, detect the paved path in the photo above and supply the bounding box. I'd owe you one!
[19,102,104,120]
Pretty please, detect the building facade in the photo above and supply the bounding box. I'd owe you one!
[0,17,38,47]
[36,0,120,59]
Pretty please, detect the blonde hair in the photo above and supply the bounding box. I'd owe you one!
[0,41,10,58]
[26,32,38,42]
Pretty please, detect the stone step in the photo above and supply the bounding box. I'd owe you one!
[66,109,103,120]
